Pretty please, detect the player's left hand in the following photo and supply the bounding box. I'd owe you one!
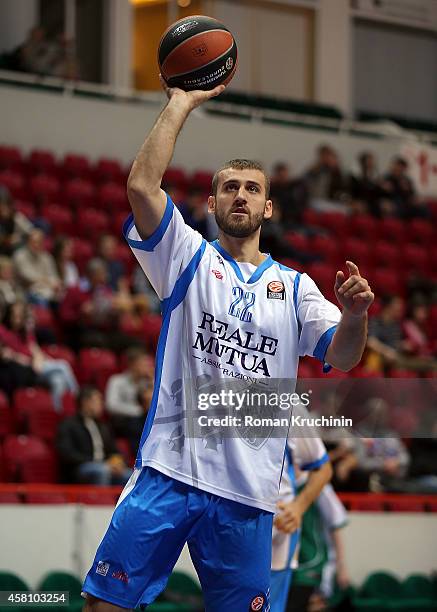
[274,500,303,534]
[334,261,374,316]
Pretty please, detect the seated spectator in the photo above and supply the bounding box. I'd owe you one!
[57,386,131,485]
[179,188,217,240]
[0,186,33,256]
[366,295,405,371]
[305,145,349,203]
[405,413,437,493]
[0,256,25,309]
[403,300,436,360]
[132,265,161,314]
[380,156,428,218]
[269,162,308,226]
[97,234,125,291]
[53,236,79,291]
[349,152,382,216]
[13,228,61,306]
[0,301,78,409]
[59,257,141,351]
[260,205,321,264]
[106,347,153,454]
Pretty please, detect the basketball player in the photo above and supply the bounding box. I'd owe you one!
[270,405,332,612]
[83,79,374,611]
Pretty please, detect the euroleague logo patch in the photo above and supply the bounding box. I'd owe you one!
[250,594,265,611]
[267,280,285,300]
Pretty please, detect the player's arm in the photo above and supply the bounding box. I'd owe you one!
[325,261,374,371]
[127,77,225,239]
[275,461,332,533]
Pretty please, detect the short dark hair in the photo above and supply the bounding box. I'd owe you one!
[77,386,99,411]
[125,346,148,366]
[211,159,270,198]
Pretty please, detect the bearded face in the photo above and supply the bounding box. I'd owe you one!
[210,168,272,238]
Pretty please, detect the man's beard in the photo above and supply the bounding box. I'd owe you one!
[215,207,265,238]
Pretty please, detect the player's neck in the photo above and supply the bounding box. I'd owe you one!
[218,232,266,266]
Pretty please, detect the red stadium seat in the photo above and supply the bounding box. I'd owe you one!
[372,269,404,297]
[94,158,124,184]
[0,392,12,439]
[27,406,60,443]
[2,435,56,482]
[115,243,136,275]
[15,199,36,219]
[98,183,129,212]
[30,174,60,204]
[71,237,94,273]
[372,241,401,270]
[112,210,130,236]
[77,208,110,239]
[41,203,74,235]
[408,219,434,245]
[0,145,23,171]
[62,153,91,180]
[342,238,372,269]
[284,232,309,253]
[65,179,96,208]
[306,263,335,301]
[0,170,27,199]
[13,388,55,431]
[318,211,348,237]
[302,208,320,228]
[379,217,406,243]
[310,235,340,265]
[32,305,57,333]
[26,492,68,504]
[42,344,76,369]
[191,170,214,193]
[402,244,429,275]
[163,167,188,191]
[78,348,118,385]
[28,149,57,175]
[349,215,380,240]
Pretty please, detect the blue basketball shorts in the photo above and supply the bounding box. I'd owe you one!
[269,529,300,612]
[83,466,273,611]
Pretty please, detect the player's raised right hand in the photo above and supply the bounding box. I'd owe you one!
[159,74,225,111]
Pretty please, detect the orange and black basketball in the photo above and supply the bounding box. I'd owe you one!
[158,15,237,91]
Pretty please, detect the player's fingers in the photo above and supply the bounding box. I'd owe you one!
[206,84,226,98]
[337,275,363,295]
[335,270,345,290]
[352,290,374,303]
[346,260,360,277]
[342,279,369,298]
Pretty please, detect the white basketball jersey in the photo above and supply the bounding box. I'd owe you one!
[123,194,340,513]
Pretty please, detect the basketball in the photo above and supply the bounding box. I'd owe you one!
[158,15,237,91]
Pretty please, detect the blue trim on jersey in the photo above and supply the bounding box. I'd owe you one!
[122,193,174,252]
[313,324,337,373]
[301,452,329,471]
[134,240,207,466]
[275,262,295,272]
[293,272,301,317]
[211,240,274,283]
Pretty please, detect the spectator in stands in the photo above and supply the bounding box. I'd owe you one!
[0,301,78,409]
[132,266,161,314]
[106,347,153,454]
[0,186,33,256]
[179,188,217,240]
[13,228,61,306]
[380,156,428,218]
[349,151,382,216]
[96,234,125,291]
[0,256,25,309]
[366,295,405,371]
[9,26,47,73]
[405,412,437,493]
[260,205,321,264]
[57,386,131,485]
[59,257,139,351]
[305,144,349,203]
[403,300,436,361]
[269,162,308,225]
[52,236,79,291]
